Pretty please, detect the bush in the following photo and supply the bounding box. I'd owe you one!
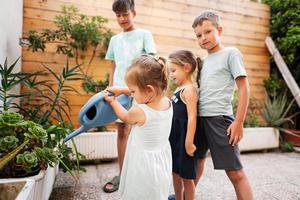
[263,0,300,128]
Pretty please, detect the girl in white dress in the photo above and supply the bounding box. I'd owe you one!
[104,55,173,200]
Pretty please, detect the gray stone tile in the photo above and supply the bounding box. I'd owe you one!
[50,151,300,200]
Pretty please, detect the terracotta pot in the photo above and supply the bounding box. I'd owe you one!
[283,129,300,147]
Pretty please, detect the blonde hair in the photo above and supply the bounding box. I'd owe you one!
[168,50,202,88]
[192,10,220,28]
[125,55,168,95]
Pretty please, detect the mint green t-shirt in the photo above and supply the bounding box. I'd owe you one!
[105,28,156,87]
[199,47,247,116]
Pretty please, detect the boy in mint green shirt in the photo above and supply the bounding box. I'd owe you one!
[103,0,156,193]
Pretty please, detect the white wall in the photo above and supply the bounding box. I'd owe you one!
[0,0,23,108]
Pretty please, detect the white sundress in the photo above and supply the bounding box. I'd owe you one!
[119,103,173,200]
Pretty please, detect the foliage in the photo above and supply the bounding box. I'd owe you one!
[0,58,34,111]
[263,0,300,129]
[280,142,294,152]
[0,57,85,178]
[82,73,109,94]
[263,0,300,84]
[263,75,286,99]
[232,91,261,127]
[24,5,113,109]
[260,93,298,127]
[0,111,59,177]
[1,57,83,125]
[25,5,113,76]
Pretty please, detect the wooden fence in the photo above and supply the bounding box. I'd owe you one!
[22,0,270,127]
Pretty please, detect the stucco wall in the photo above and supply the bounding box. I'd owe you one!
[0,0,23,108]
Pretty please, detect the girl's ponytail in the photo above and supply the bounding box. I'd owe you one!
[154,56,168,92]
[196,57,203,88]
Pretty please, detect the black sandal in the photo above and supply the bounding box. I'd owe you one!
[103,175,120,193]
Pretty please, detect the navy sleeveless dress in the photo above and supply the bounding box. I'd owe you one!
[169,88,197,179]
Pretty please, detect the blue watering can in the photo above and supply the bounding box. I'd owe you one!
[63,92,132,143]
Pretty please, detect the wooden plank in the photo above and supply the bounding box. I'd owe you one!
[23,2,270,34]
[24,0,270,18]
[44,0,271,18]
[23,8,269,41]
[265,37,300,107]
[22,61,110,75]
[246,68,269,78]
[23,17,268,46]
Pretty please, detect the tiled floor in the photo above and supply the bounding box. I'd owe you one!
[50,151,300,200]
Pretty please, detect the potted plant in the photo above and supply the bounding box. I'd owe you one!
[0,57,85,200]
[235,94,279,152]
[238,91,299,152]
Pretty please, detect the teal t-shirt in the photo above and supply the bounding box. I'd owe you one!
[105,28,156,87]
[199,47,247,116]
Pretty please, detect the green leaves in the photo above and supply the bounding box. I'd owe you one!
[82,73,109,94]
[25,123,48,143]
[0,140,29,171]
[263,0,300,88]
[261,93,298,127]
[0,136,19,151]
[24,5,112,67]
[0,57,33,111]
[0,111,24,126]
[16,151,39,172]
[34,147,58,167]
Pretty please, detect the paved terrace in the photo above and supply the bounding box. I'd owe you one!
[50,150,300,200]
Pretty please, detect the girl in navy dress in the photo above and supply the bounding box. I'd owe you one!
[168,50,202,200]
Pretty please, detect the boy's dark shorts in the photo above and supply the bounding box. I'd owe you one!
[195,115,243,170]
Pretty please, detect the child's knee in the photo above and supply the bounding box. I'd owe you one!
[226,169,246,183]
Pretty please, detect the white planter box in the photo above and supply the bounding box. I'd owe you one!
[66,131,118,160]
[0,179,35,200]
[0,164,58,200]
[239,127,279,152]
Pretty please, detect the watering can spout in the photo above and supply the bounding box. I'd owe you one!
[63,126,86,143]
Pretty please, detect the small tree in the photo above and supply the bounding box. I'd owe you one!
[24,5,113,88]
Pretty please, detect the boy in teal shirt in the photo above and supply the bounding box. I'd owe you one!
[193,11,253,199]
[103,0,156,193]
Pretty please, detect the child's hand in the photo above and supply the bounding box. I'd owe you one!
[185,142,197,157]
[105,86,123,96]
[227,120,243,146]
[104,93,115,104]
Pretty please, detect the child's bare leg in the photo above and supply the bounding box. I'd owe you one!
[194,158,205,186]
[226,169,253,200]
[173,173,184,200]
[104,122,131,191]
[183,178,195,200]
[117,122,131,173]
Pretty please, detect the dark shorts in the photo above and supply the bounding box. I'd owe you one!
[195,115,243,170]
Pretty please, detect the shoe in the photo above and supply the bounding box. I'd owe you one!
[103,175,120,193]
[168,194,176,200]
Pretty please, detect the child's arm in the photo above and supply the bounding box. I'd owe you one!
[106,86,131,96]
[108,61,115,87]
[182,86,198,156]
[227,76,250,146]
[104,95,145,125]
